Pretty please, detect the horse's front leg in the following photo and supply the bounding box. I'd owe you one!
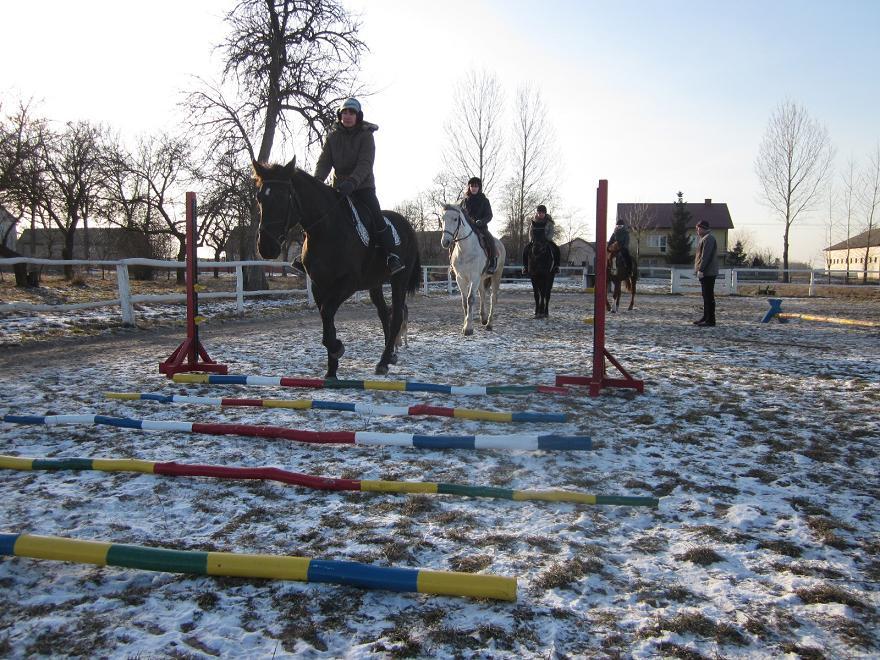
[319,301,344,378]
[628,277,636,311]
[459,277,475,336]
[532,277,541,318]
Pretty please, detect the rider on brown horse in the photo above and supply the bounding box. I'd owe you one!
[608,218,633,274]
[522,205,561,275]
[292,97,404,276]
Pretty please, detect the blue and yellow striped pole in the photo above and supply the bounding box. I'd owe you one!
[0,533,516,601]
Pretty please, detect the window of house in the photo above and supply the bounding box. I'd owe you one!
[648,235,667,254]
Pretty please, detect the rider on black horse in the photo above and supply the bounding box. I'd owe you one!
[607,217,634,275]
[292,97,404,276]
[522,205,561,275]
[461,177,497,274]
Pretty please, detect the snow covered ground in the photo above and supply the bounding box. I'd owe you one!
[0,290,878,658]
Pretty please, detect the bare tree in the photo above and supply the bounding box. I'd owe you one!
[442,70,505,196]
[619,201,655,266]
[186,0,368,289]
[755,100,834,281]
[0,100,48,285]
[32,121,108,278]
[840,158,858,281]
[501,85,557,257]
[856,143,880,283]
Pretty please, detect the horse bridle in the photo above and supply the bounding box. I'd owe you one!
[257,178,302,256]
[442,208,474,247]
[258,176,357,254]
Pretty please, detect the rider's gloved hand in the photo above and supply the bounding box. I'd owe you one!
[336,179,355,196]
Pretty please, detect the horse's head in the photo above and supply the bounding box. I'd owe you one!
[252,158,299,260]
[440,203,465,249]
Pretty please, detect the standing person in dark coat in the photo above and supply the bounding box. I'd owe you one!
[297,97,404,276]
[693,218,719,326]
[460,177,497,274]
[522,205,561,275]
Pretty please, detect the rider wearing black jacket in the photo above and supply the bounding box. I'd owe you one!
[461,177,497,274]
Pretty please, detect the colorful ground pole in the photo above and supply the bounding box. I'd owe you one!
[0,455,659,507]
[105,392,567,423]
[0,532,517,601]
[2,414,591,451]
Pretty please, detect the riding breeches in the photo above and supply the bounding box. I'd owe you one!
[351,188,384,234]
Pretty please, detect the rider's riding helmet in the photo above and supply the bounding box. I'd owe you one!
[536,204,547,213]
[338,98,363,123]
[616,218,625,226]
[467,176,482,190]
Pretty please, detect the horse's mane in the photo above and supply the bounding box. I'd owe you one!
[253,160,336,199]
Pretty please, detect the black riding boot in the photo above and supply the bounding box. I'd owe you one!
[290,257,306,275]
[378,226,405,275]
[522,244,531,275]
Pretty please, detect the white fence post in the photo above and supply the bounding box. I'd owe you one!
[116,263,135,326]
[670,268,681,293]
[235,265,244,314]
[730,269,738,295]
[422,266,428,295]
[808,270,816,297]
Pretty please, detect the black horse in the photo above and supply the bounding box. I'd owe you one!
[252,159,420,378]
[606,248,637,312]
[525,240,557,318]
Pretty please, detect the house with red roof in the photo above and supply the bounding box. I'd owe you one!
[616,198,734,267]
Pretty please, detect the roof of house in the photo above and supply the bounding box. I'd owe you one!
[617,199,734,230]
[825,227,880,251]
[558,237,595,250]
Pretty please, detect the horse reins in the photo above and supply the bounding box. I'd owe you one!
[442,209,475,248]
[259,177,349,254]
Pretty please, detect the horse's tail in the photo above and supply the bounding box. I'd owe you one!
[407,250,421,296]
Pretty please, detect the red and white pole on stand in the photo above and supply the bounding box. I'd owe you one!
[556,180,644,397]
[159,192,228,378]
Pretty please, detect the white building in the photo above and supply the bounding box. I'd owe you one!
[825,228,880,281]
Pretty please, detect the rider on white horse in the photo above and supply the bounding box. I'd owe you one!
[460,177,497,274]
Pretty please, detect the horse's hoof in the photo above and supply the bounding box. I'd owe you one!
[375,364,389,375]
[390,352,399,365]
[463,328,473,336]
[484,323,492,331]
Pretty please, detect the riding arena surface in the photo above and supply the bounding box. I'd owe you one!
[0,290,878,657]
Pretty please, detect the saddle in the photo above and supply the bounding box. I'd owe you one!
[346,198,400,248]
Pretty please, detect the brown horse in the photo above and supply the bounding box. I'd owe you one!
[606,245,637,312]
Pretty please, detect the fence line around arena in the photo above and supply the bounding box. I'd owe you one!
[1,257,877,326]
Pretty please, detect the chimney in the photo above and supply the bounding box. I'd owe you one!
[704,198,712,205]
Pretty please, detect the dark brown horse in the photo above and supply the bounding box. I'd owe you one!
[525,240,557,318]
[606,247,637,312]
[252,159,420,378]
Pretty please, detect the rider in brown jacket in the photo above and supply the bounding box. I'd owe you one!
[293,97,403,275]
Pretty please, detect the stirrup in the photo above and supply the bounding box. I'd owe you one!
[290,258,306,275]
[387,254,405,275]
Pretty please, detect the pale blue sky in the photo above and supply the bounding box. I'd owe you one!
[2,0,878,264]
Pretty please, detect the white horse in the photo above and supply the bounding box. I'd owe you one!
[440,203,506,335]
